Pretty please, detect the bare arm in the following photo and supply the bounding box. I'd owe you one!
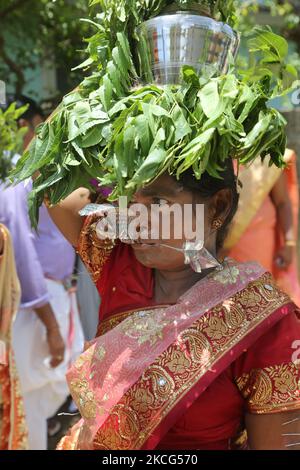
[47,187,91,247]
[246,410,300,450]
[35,303,65,368]
[270,172,294,242]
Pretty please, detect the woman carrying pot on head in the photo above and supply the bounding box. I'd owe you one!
[12,1,300,450]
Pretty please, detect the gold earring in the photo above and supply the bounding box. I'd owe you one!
[212,219,223,230]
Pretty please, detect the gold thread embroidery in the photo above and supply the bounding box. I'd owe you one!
[77,215,114,284]
[97,305,171,337]
[69,379,97,419]
[92,273,294,450]
[212,266,240,284]
[0,349,28,450]
[97,311,134,336]
[121,309,171,346]
[236,362,300,414]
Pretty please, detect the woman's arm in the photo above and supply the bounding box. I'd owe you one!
[270,172,295,269]
[246,410,300,450]
[47,187,91,247]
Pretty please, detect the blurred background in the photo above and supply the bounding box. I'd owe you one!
[0,0,300,449]
[2,0,300,231]
[0,4,298,96]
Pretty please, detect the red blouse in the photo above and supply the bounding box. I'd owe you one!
[78,217,300,450]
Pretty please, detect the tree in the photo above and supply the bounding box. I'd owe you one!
[0,102,27,181]
[0,0,92,95]
[1,1,299,98]
[236,1,300,50]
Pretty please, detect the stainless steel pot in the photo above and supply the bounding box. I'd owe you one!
[136,12,240,85]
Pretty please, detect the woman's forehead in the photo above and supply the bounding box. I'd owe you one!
[135,174,184,198]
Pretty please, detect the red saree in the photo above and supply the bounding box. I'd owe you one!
[0,225,28,450]
[58,216,300,450]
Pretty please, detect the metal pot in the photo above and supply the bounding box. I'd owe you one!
[136,12,240,85]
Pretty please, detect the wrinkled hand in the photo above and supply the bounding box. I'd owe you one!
[47,327,65,368]
[274,246,294,270]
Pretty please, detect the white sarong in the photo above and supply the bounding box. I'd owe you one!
[12,279,84,449]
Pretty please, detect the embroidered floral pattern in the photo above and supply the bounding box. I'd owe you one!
[70,379,98,419]
[236,363,300,414]
[212,265,240,285]
[91,274,295,450]
[97,310,134,336]
[0,349,28,450]
[121,309,171,346]
[77,215,114,284]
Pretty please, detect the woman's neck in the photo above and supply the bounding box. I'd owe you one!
[154,266,211,304]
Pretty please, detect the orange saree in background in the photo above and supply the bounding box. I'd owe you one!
[226,149,300,305]
[0,224,28,450]
[58,216,300,450]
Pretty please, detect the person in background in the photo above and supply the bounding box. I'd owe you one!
[0,95,84,450]
[75,185,102,341]
[76,258,100,341]
[0,224,28,450]
[225,149,300,305]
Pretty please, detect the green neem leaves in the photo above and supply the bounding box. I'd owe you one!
[240,27,298,96]
[10,6,294,227]
[12,70,288,226]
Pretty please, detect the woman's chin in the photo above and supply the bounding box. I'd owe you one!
[131,244,160,267]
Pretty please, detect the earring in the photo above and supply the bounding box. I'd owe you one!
[212,219,223,230]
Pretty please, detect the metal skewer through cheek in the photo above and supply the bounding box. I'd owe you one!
[151,240,222,273]
[78,204,222,273]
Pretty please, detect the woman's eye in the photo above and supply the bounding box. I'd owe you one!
[153,198,168,206]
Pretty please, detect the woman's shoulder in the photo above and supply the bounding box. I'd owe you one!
[77,214,146,285]
[216,261,300,414]
[231,303,300,415]
[77,214,116,283]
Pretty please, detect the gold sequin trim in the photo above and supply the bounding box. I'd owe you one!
[77,215,114,284]
[93,273,293,450]
[96,306,170,337]
[0,348,28,450]
[235,362,300,414]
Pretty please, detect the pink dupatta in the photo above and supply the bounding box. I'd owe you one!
[60,260,293,450]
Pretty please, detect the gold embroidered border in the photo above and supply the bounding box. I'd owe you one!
[97,305,171,337]
[0,349,28,450]
[8,351,28,450]
[92,273,293,450]
[235,362,300,414]
[77,215,114,284]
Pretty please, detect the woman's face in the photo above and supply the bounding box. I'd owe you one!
[127,173,217,271]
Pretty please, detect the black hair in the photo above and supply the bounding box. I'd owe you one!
[177,159,239,250]
[0,94,43,122]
